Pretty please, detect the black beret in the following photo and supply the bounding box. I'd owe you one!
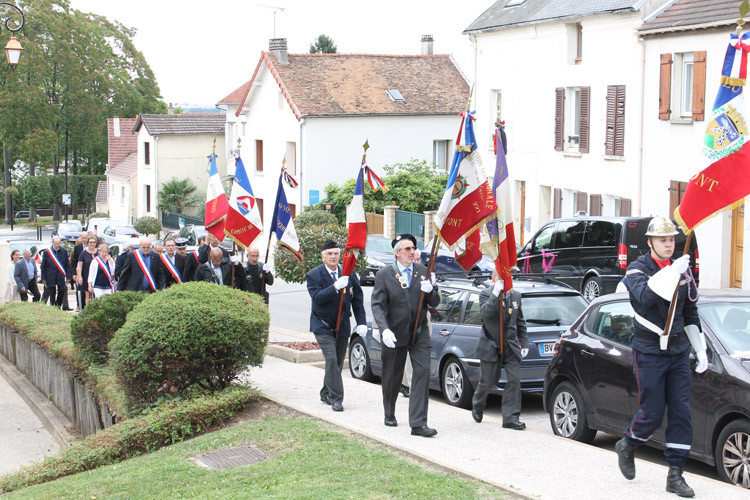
[392,233,417,249]
[320,239,339,252]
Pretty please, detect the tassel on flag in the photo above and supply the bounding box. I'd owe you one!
[282,167,299,189]
[225,152,263,248]
[271,173,302,262]
[204,153,229,241]
[342,165,368,276]
[363,164,389,193]
[434,110,499,248]
[675,31,750,232]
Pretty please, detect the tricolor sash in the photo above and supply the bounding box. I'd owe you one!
[160,253,183,284]
[95,256,114,293]
[134,250,157,292]
[193,250,201,263]
[46,248,67,278]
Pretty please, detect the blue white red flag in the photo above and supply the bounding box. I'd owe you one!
[225,152,263,248]
[342,166,368,276]
[271,173,302,262]
[480,122,516,293]
[363,163,389,193]
[434,110,499,248]
[282,167,299,189]
[204,153,229,241]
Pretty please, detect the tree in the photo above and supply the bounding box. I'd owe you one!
[309,34,337,54]
[322,158,449,224]
[158,178,201,214]
[134,216,162,237]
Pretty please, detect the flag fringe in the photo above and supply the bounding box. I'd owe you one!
[434,211,499,252]
[278,241,303,262]
[223,230,260,251]
[205,215,226,230]
[674,198,745,234]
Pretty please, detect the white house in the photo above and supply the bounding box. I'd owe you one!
[464,0,667,243]
[105,117,138,224]
[639,0,744,289]
[217,37,470,239]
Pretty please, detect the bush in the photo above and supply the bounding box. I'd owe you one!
[274,209,366,283]
[110,282,269,408]
[87,211,109,220]
[70,292,147,365]
[134,216,162,236]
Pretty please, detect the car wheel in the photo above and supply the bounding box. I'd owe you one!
[549,381,597,444]
[348,336,374,382]
[582,276,603,301]
[441,357,473,409]
[714,418,750,488]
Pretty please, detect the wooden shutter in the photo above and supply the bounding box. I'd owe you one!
[257,198,264,222]
[555,88,564,151]
[620,198,631,217]
[692,51,707,121]
[553,188,562,218]
[256,140,264,172]
[579,87,590,153]
[577,191,588,213]
[590,194,602,216]
[144,142,150,165]
[669,180,688,214]
[659,53,672,120]
[606,85,626,155]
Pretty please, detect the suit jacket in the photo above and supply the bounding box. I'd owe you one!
[71,242,84,275]
[182,247,206,282]
[194,258,246,289]
[114,249,129,280]
[40,246,70,284]
[160,252,186,287]
[119,250,166,291]
[14,259,34,288]
[306,263,366,338]
[371,262,440,346]
[244,261,274,298]
[476,287,528,362]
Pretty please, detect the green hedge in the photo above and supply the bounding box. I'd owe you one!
[0,386,261,494]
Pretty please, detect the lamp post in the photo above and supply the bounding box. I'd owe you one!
[1,3,23,65]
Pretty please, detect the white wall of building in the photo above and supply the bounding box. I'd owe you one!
[136,128,158,219]
[107,177,133,224]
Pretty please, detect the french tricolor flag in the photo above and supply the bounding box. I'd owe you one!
[342,167,367,276]
[204,153,228,241]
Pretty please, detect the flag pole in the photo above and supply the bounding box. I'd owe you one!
[261,157,286,298]
[661,230,694,336]
[494,113,505,357]
[412,234,440,335]
[231,139,242,289]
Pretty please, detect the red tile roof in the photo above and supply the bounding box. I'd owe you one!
[639,0,738,34]
[217,79,253,105]
[95,181,108,203]
[107,117,138,168]
[225,52,469,120]
[133,113,226,136]
[107,152,137,180]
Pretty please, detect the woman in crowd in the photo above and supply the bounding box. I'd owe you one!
[4,249,21,304]
[88,243,115,299]
[76,235,98,309]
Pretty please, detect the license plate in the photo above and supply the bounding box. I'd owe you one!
[539,342,555,356]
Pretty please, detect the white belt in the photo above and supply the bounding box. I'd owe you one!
[633,312,663,335]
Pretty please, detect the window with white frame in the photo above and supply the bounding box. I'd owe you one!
[555,86,590,153]
[679,53,694,118]
[433,140,449,171]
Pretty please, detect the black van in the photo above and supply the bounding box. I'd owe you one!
[516,216,699,301]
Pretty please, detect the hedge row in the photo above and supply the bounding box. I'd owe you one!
[0,385,261,494]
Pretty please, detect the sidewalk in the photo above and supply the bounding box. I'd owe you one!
[246,354,746,499]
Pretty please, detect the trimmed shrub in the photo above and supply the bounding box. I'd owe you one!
[133,216,162,236]
[110,282,269,408]
[70,292,147,365]
[87,211,109,220]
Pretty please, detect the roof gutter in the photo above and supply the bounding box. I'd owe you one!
[638,19,735,37]
[462,8,636,35]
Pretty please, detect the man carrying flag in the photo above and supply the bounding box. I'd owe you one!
[225,151,263,249]
[205,152,229,241]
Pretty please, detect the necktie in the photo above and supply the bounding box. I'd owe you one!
[403,267,411,286]
[331,271,337,281]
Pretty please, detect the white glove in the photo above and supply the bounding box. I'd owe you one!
[430,272,436,285]
[372,328,381,343]
[521,348,529,358]
[492,279,505,297]
[695,350,708,373]
[420,279,433,293]
[334,275,349,291]
[672,254,691,275]
[382,328,396,348]
[355,324,367,335]
[262,263,271,273]
[230,255,240,264]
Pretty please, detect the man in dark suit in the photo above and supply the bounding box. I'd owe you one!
[194,247,246,289]
[371,234,440,437]
[160,237,186,287]
[306,240,367,412]
[14,249,40,302]
[40,236,70,307]
[244,246,273,303]
[471,270,529,430]
[183,235,207,282]
[118,237,166,292]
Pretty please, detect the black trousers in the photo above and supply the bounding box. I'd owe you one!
[19,279,40,302]
[42,281,67,307]
[381,330,431,428]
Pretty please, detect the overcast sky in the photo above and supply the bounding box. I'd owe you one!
[69,0,488,107]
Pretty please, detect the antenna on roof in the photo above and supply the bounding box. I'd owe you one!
[258,4,285,38]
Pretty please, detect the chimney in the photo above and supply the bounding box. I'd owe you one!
[421,35,434,55]
[269,38,289,65]
[113,117,121,137]
[168,103,175,115]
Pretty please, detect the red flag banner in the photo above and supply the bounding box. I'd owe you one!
[455,229,482,272]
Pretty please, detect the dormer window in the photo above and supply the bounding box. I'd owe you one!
[386,89,405,102]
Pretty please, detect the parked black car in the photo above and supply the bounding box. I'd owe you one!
[517,216,699,301]
[349,276,589,408]
[361,235,396,286]
[543,290,750,488]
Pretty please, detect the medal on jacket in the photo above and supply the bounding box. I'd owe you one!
[395,272,408,289]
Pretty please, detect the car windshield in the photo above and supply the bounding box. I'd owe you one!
[59,222,81,232]
[522,294,588,325]
[366,237,392,253]
[699,302,750,359]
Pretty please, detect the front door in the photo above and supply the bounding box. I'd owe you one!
[731,203,743,288]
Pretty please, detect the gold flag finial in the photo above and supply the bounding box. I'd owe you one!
[738,0,749,33]
[467,83,475,110]
[212,138,216,156]
[236,137,241,153]
[282,155,287,170]
[362,139,370,162]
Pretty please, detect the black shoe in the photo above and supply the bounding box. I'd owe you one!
[472,408,483,423]
[400,385,410,398]
[384,416,398,427]
[320,394,332,405]
[502,421,526,431]
[666,466,694,497]
[331,401,344,412]
[615,438,636,480]
[411,425,437,437]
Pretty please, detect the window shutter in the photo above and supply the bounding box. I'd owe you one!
[659,53,672,120]
[605,86,617,156]
[669,180,688,215]
[577,191,588,213]
[692,51,707,121]
[555,88,564,151]
[553,188,562,218]
[615,86,626,156]
[590,194,602,216]
[256,140,264,172]
[579,87,590,153]
[620,198,631,217]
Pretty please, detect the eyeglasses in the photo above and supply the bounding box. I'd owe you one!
[400,246,415,252]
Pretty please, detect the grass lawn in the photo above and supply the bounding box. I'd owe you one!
[5,405,506,500]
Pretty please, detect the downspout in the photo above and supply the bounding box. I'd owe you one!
[299,117,306,211]
[635,35,645,216]
[153,136,159,218]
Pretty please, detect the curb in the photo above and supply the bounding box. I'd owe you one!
[0,354,76,448]
[265,344,324,363]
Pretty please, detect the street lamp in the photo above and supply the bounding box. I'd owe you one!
[0,3,24,66]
